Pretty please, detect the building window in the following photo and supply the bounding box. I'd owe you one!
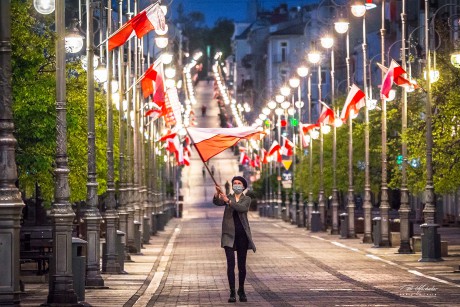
[280,41,288,62]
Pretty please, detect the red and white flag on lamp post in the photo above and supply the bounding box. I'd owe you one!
[267,140,282,162]
[380,59,418,98]
[340,84,366,122]
[281,136,294,156]
[316,103,335,126]
[108,3,166,51]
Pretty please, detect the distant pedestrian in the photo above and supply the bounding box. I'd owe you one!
[213,176,256,303]
[202,166,206,178]
[201,105,207,117]
[211,165,215,176]
[224,180,230,195]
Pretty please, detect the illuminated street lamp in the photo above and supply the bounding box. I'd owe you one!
[280,85,291,97]
[334,19,349,34]
[321,33,339,235]
[34,0,55,14]
[65,19,84,54]
[334,15,355,237]
[307,50,321,64]
[451,51,460,68]
[275,94,285,103]
[351,0,374,243]
[268,100,277,110]
[297,66,309,78]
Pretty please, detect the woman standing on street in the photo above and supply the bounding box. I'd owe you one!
[213,176,256,303]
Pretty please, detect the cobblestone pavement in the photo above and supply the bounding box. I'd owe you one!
[19,81,460,306]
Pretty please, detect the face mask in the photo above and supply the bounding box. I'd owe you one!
[232,184,244,194]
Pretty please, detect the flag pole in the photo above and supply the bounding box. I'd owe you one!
[184,127,220,187]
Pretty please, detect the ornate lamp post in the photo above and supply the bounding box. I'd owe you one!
[103,0,120,273]
[308,49,327,230]
[351,0,373,243]
[378,0,391,247]
[321,34,340,234]
[0,2,26,305]
[275,104,284,219]
[334,17,357,238]
[280,85,291,222]
[289,77,301,226]
[296,66,309,227]
[84,0,105,287]
[398,0,412,253]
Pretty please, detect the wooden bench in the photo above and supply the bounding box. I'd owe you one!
[20,227,53,275]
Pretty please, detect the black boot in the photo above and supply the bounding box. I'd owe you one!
[237,288,247,302]
[228,289,236,303]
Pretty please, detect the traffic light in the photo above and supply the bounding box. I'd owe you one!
[290,118,298,127]
[264,119,270,128]
[396,155,403,165]
[280,119,287,127]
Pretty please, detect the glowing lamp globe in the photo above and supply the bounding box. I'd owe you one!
[275,95,285,103]
[451,52,460,68]
[351,4,366,17]
[320,36,334,49]
[297,66,309,77]
[308,51,321,64]
[334,20,349,34]
[155,37,168,49]
[34,0,55,14]
[165,67,176,79]
[162,52,173,65]
[289,77,300,88]
[94,63,108,83]
[268,100,277,110]
[280,86,291,96]
[281,101,291,110]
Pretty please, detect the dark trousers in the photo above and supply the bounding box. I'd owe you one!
[224,246,248,290]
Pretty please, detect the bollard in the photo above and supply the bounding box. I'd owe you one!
[72,237,87,302]
[340,213,349,239]
[151,212,157,235]
[372,217,382,247]
[310,211,321,232]
[178,202,183,218]
[143,216,150,244]
[134,221,142,254]
[116,230,126,273]
[157,212,165,231]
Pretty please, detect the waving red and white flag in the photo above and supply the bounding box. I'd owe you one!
[261,149,268,164]
[317,104,335,126]
[239,152,250,165]
[341,84,366,122]
[281,136,294,156]
[187,127,265,162]
[108,3,166,51]
[268,140,282,162]
[380,60,418,98]
[268,140,281,156]
[253,154,261,168]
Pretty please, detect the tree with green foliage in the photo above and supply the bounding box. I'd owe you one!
[11,0,119,205]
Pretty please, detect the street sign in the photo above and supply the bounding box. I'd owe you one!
[282,160,292,170]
